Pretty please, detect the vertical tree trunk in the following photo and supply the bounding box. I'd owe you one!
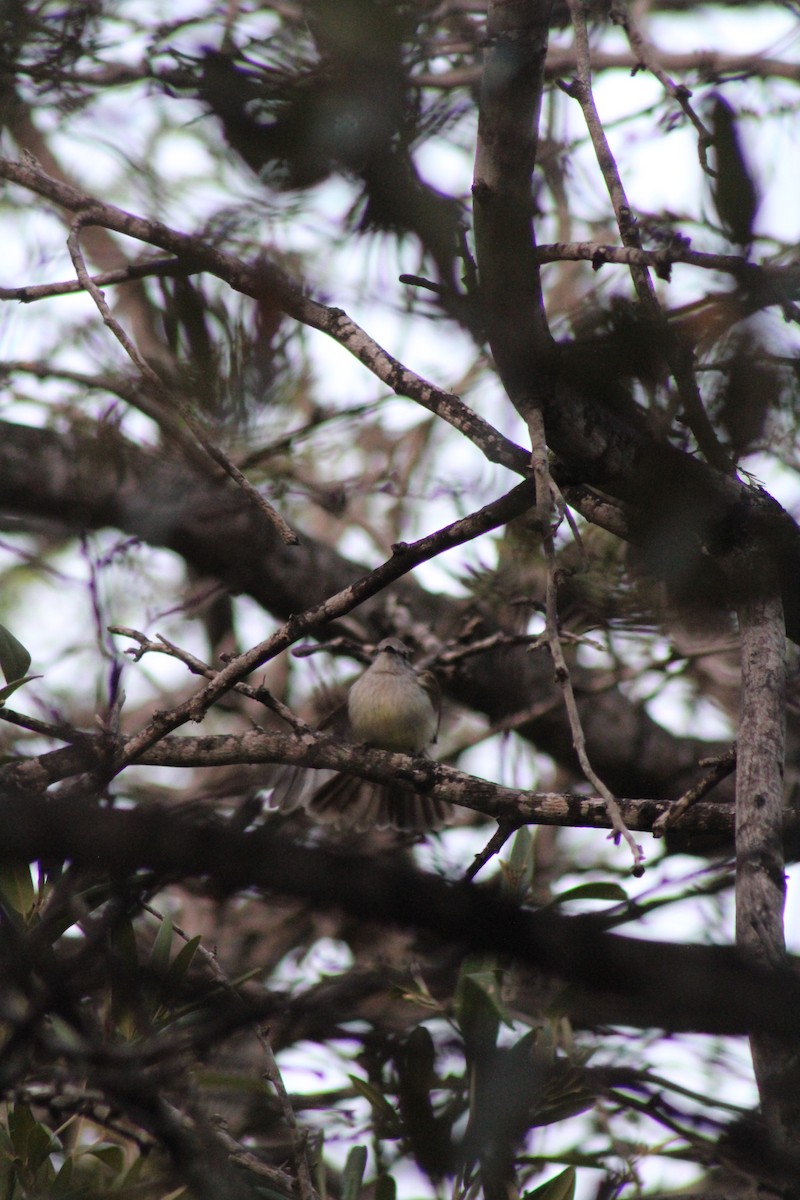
[736,593,800,1172]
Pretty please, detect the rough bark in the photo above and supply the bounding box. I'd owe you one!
[3,155,800,641]
[2,785,800,1040]
[736,595,800,1178]
[0,418,718,801]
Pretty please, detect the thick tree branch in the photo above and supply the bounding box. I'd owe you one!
[472,0,553,405]
[0,155,526,477]
[1,789,800,1040]
[4,156,800,644]
[735,595,800,1161]
[0,418,730,800]
[0,721,739,839]
[563,0,731,473]
[106,480,539,773]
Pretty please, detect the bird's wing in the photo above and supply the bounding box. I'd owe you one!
[417,669,442,744]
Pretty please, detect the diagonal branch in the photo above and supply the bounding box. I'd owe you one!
[0,417,725,802]
[562,0,732,474]
[0,155,526,477]
[66,214,299,546]
[108,479,537,773]
[6,155,800,649]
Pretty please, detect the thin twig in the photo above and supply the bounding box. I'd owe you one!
[108,625,313,734]
[259,1030,317,1200]
[0,255,192,302]
[516,404,645,871]
[108,478,537,775]
[541,548,646,873]
[652,744,736,838]
[610,1,714,172]
[528,411,645,873]
[441,694,564,760]
[141,902,320,1200]
[0,706,94,743]
[465,819,519,881]
[561,1,733,476]
[66,215,299,546]
[0,154,530,479]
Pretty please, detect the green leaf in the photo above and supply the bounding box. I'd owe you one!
[0,626,31,685]
[162,934,202,996]
[341,1145,368,1200]
[455,959,512,1056]
[348,1076,401,1130]
[8,1103,36,1156]
[551,882,628,906]
[500,826,534,897]
[24,1120,58,1173]
[523,1166,576,1200]
[86,1143,126,1173]
[149,911,174,979]
[374,1175,396,1200]
[0,862,35,920]
[0,675,41,706]
[51,1156,74,1197]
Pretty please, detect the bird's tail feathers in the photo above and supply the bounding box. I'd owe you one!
[307,774,451,833]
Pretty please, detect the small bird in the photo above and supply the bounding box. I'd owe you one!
[271,638,451,832]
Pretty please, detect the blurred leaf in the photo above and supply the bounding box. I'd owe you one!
[500,826,534,898]
[8,1105,59,1173]
[341,1145,368,1200]
[550,882,628,906]
[120,1152,146,1190]
[86,1143,126,1173]
[348,1075,401,1131]
[394,1028,453,1179]
[42,879,116,943]
[109,916,140,1039]
[0,862,35,920]
[0,624,31,683]
[149,911,174,979]
[374,1174,396,1200]
[455,959,512,1058]
[397,1026,436,1091]
[523,1166,576,1200]
[711,94,759,246]
[112,915,139,968]
[162,934,202,996]
[0,674,41,705]
[507,823,532,864]
[51,1156,74,1196]
[533,1091,595,1127]
[196,1070,268,1094]
[715,329,780,459]
[47,1015,85,1054]
[8,1103,36,1156]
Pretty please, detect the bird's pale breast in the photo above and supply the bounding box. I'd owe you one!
[348,667,436,752]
